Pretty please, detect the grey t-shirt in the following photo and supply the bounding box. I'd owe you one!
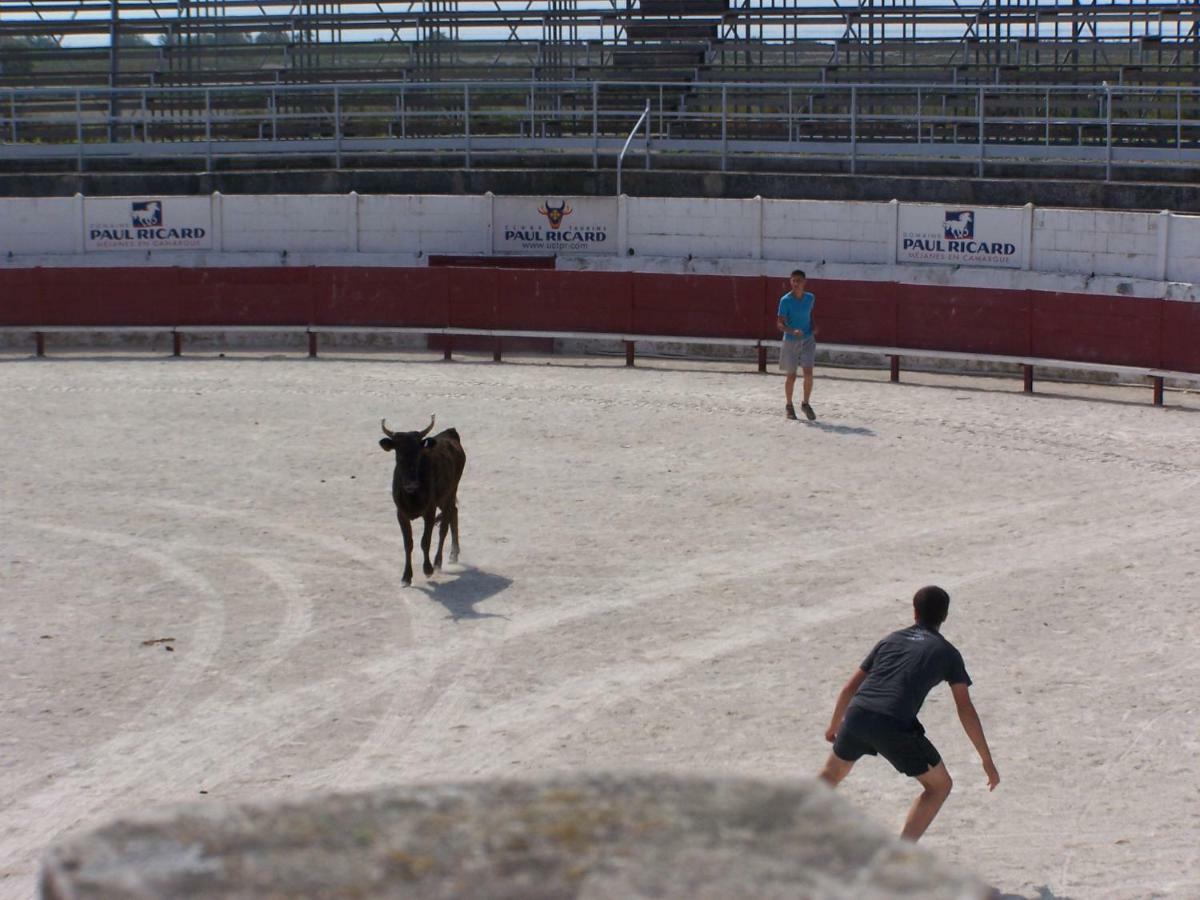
[848,624,972,724]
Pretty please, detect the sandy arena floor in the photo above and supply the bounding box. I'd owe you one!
[2,349,1199,899]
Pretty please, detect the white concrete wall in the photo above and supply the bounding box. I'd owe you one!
[359,194,489,255]
[220,195,356,253]
[1032,208,1162,281]
[1167,214,1200,284]
[1,194,1198,296]
[627,197,757,259]
[0,196,80,255]
[764,199,892,265]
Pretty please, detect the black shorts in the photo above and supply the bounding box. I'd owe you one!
[833,706,941,777]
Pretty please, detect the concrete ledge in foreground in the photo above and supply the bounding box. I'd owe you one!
[40,773,989,900]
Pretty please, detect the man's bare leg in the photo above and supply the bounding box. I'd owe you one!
[900,761,953,842]
[802,367,814,405]
[784,372,797,407]
[818,753,854,787]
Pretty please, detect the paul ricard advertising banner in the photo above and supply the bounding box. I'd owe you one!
[84,197,212,252]
[493,196,616,255]
[898,204,1024,268]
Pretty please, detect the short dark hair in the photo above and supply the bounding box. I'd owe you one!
[791,269,807,279]
[913,585,950,628]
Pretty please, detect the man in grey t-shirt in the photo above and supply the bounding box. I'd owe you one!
[817,586,1000,841]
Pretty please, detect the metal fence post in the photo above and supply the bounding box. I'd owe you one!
[205,88,213,171]
[9,91,16,143]
[978,86,985,178]
[1104,82,1112,181]
[721,84,728,172]
[850,85,857,175]
[1178,89,1183,152]
[464,83,471,170]
[916,86,922,144]
[334,85,342,169]
[644,94,651,170]
[75,90,83,172]
[592,81,599,169]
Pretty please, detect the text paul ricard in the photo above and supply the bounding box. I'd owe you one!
[492,197,617,255]
[84,198,213,252]
[898,206,1023,269]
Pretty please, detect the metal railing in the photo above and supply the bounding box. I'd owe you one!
[2,80,1199,177]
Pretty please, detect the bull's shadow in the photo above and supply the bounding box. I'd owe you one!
[411,565,512,622]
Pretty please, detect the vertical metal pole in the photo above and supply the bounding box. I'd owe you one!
[463,83,471,170]
[592,81,599,170]
[721,84,728,172]
[850,85,857,175]
[978,86,985,177]
[1178,90,1183,152]
[334,85,342,169]
[1104,83,1112,181]
[108,0,120,144]
[271,88,278,141]
[205,88,213,171]
[9,91,16,143]
[644,96,651,170]
[76,90,84,172]
[916,86,922,144]
[400,85,406,139]
[1045,89,1050,145]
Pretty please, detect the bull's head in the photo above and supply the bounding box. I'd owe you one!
[379,415,436,495]
[537,200,573,230]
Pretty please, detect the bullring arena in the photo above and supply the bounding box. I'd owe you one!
[2,339,1199,898]
[4,0,1200,893]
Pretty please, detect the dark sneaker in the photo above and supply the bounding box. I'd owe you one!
[785,404,798,420]
[801,402,816,421]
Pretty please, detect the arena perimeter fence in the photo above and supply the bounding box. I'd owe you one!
[4,80,1200,177]
[3,266,1198,406]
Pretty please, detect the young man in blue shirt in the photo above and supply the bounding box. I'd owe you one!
[776,269,817,420]
[817,585,1000,841]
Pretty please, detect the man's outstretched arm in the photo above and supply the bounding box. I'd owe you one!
[951,682,999,790]
[824,668,868,743]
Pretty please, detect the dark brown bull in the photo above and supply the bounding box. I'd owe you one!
[379,415,466,585]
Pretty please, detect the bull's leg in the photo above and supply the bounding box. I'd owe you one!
[397,514,415,585]
[434,507,451,570]
[420,513,435,577]
[447,504,460,564]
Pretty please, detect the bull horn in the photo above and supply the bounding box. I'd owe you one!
[418,415,435,438]
[380,419,395,438]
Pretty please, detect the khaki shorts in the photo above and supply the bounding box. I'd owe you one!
[779,335,816,374]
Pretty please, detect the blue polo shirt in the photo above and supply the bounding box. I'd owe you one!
[778,291,815,341]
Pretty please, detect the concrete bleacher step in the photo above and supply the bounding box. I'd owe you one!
[626,22,718,40]
[613,47,707,67]
[639,0,729,13]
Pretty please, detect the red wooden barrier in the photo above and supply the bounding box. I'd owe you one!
[2,265,1199,375]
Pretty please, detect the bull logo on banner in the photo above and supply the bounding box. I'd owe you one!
[537,200,573,230]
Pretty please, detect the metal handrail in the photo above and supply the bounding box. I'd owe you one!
[616,99,650,197]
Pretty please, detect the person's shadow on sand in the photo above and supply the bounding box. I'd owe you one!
[798,419,876,437]
[413,565,512,622]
